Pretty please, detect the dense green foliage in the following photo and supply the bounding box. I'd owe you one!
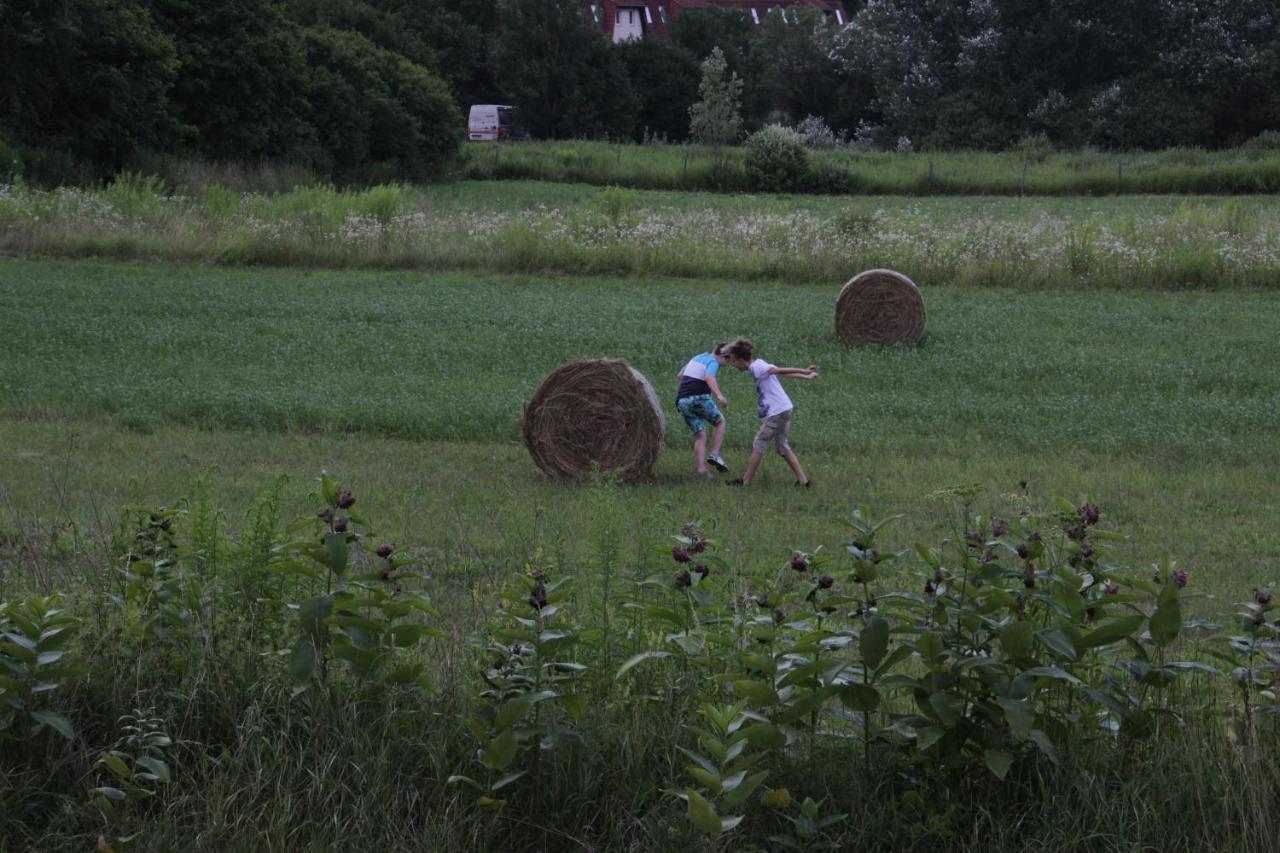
[3,1,1278,184]
[1,468,1277,849]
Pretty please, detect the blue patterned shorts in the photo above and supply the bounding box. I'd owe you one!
[676,394,724,434]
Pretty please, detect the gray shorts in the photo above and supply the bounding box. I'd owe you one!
[753,411,793,456]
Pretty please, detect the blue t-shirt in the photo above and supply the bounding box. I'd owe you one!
[676,352,720,400]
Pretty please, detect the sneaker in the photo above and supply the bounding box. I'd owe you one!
[707,453,729,473]
[795,479,812,488]
[726,478,745,486]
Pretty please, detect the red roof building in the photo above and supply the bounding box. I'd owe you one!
[586,1,849,42]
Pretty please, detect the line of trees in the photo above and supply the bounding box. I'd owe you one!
[3,0,1279,184]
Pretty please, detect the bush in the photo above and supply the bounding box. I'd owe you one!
[794,115,841,150]
[745,124,808,192]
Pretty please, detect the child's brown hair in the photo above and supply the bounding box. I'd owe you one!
[726,336,754,362]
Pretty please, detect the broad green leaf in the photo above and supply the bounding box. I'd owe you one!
[490,770,527,792]
[997,697,1034,741]
[732,679,778,705]
[481,728,518,771]
[100,752,131,780]
[915,727,944,751]
[1001,621,1034,660]
[1082,615,1146,649]
[30,710,73,739]
[721,768,768,809]
[686,788,722,835]
[288,640,316,685]
[984,749,1013,780]
[446,774,485,792]
[89,786,126,802]
[1037,628,1079,661]
[320,473,339,507]
[839,684,880,712]
[860,618,889,670]
[741,723,786,750]
[324,532,348,576]
[616,650,673,679]
[1150,599,1181,647]
[390,624,424,647]
[688,767,722,794]
[134,756,170,784]
[1029,729,1058,764]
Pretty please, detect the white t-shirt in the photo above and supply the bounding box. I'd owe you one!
[750,359,793,418]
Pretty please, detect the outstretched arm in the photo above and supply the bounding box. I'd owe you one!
[769,365,819,378]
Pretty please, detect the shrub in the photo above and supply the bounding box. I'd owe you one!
[794,115,841,150]
[745,124,809,192]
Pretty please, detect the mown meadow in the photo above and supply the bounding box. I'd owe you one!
[2,176,1279,851]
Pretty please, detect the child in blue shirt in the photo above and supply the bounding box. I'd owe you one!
[675,343,731,477]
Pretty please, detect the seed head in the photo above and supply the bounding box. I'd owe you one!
[1066,525,1086,542]
[672,547,691,564]
[1172,569,1189,589]
[1078,504,1101,525]
[818,575,834,590]
[1104,581,1119,595]
[772,608,786,625]
[376,543,394,559]
[991,517,1008,537]
[337,488,356,509]
[694,564,710,579]
[674,570,692,588]
[965,531,984,549]
[1016,543,1029,559]
[791,555,808,572]
[333,517,349,533]
[690,540,707,555]
[1255,589,1272,606]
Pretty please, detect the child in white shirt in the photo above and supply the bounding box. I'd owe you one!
[723,337,817,487]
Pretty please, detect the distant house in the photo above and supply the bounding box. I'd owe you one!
[585,1,849,43]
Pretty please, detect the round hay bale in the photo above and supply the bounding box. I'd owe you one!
[835,268,926,345]
[522,359,666,483]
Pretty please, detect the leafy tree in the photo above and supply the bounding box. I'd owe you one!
[618,39,701,142]
[0,0,178,173]
[689,47,743,149]
[756,7,840,125]
[150,0,315,161]
[489,0,635,139]
[670,7,768,127]
[301,26,462,180]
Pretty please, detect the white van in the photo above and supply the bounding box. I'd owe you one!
[467,105,527,141]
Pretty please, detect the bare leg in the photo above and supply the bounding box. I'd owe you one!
[782,451,808,484]
[709,418,726,457]
[740,451,764,484]
[693,431,709,473]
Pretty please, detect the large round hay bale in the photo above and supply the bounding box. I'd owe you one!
[522,359,666,483]
[835,269,926,345]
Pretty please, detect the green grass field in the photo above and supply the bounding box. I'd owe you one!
[458,140,1280,195]
[2,257,1277,602]
[3,182,1280,851]
[4,179,1278,289]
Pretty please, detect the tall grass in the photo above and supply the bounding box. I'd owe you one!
[2,474,1277,851]
[458,140,1280,196]
[3,178,1279,289]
